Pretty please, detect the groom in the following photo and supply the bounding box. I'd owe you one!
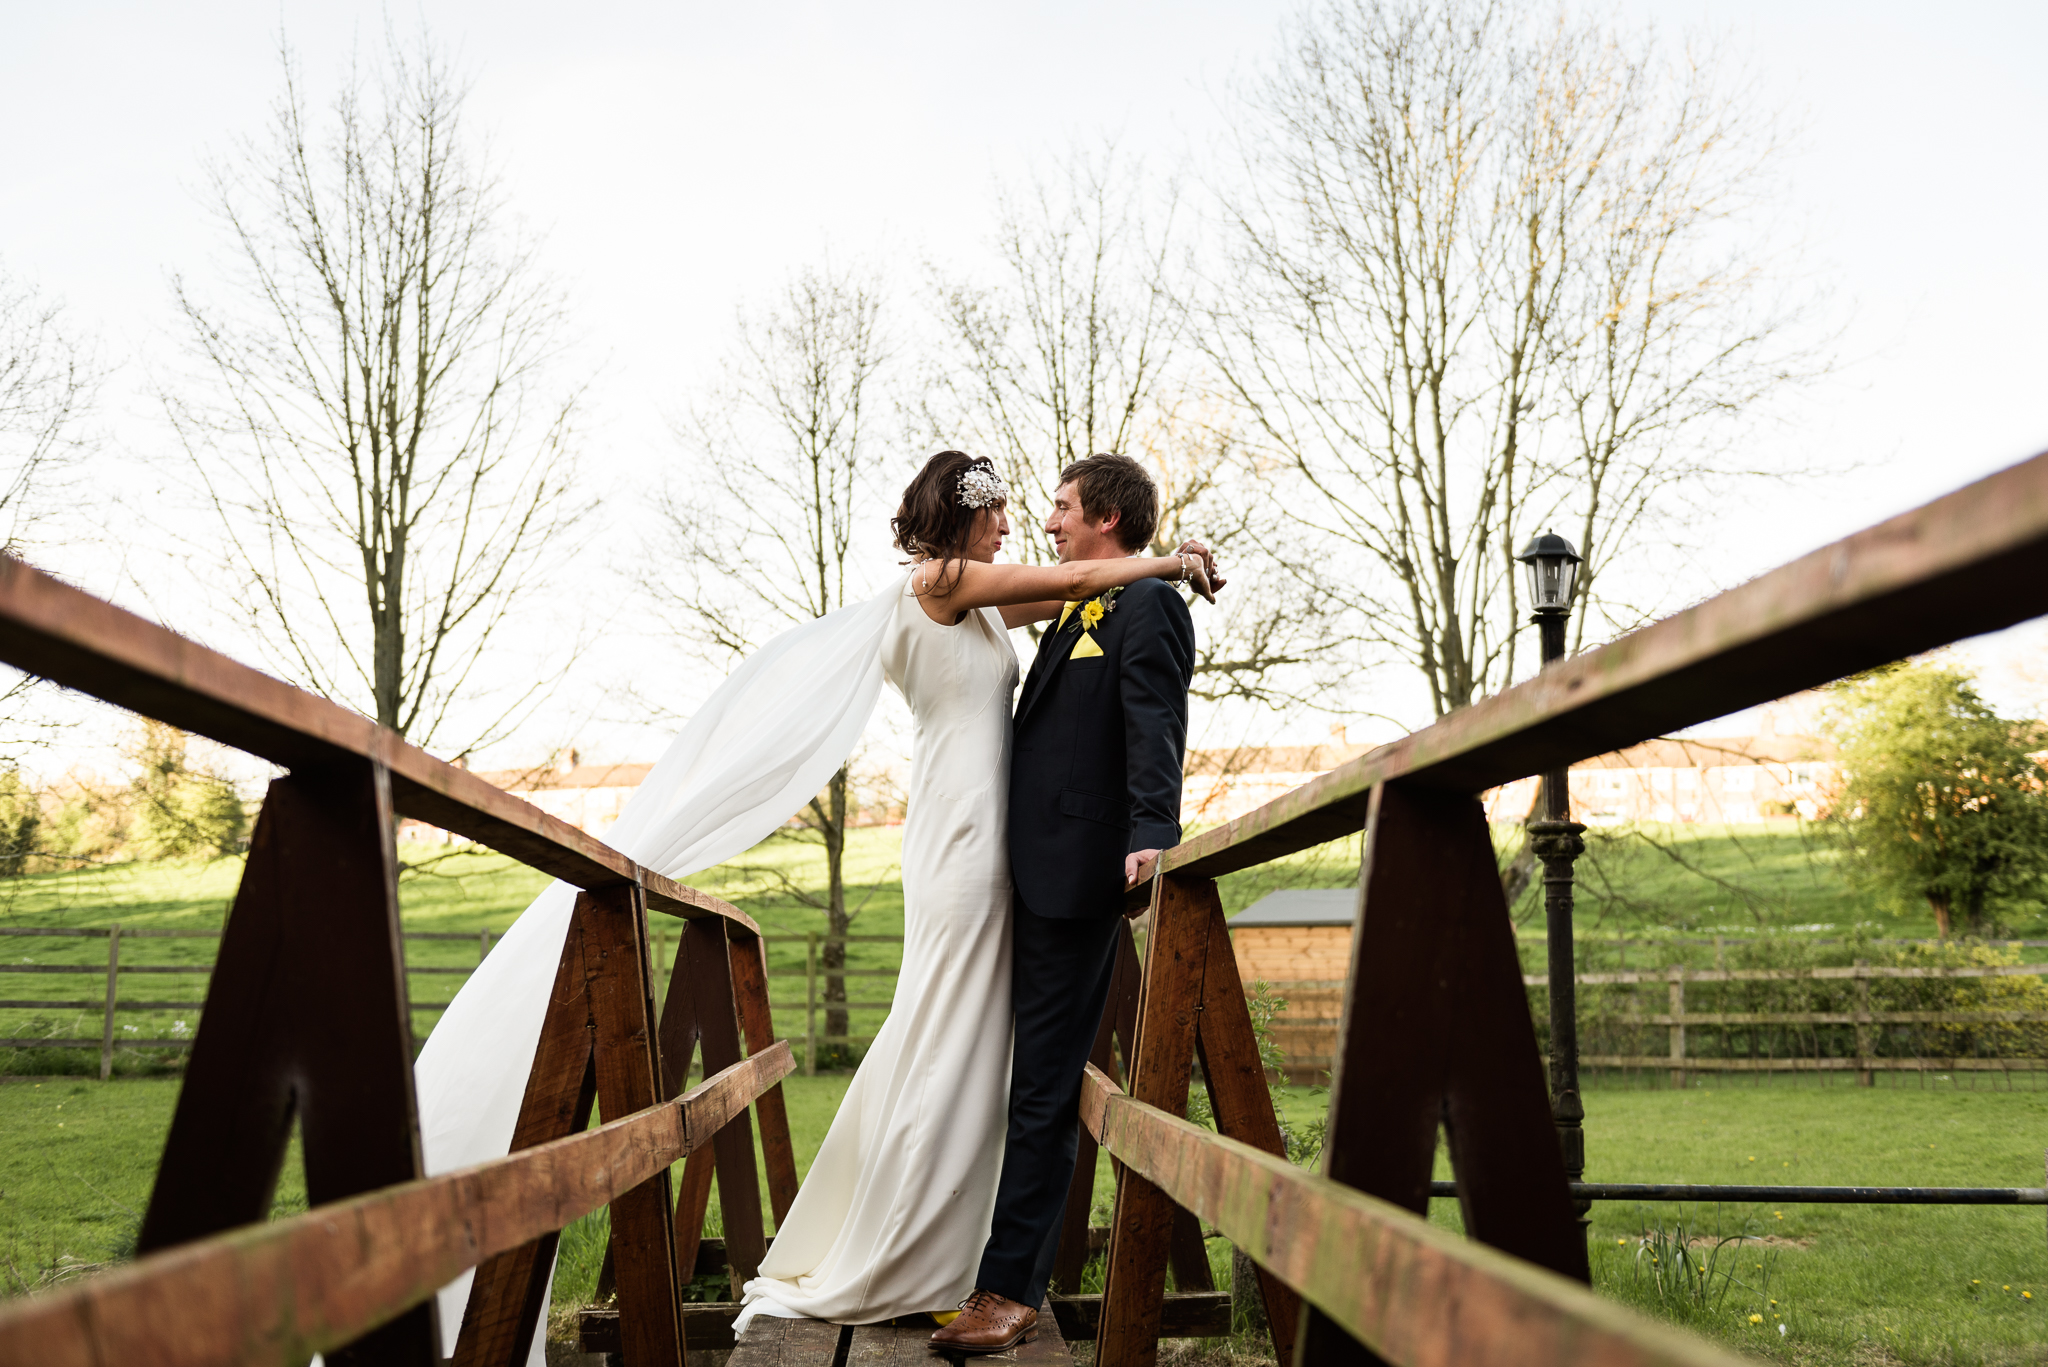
[933,453,1201,1353]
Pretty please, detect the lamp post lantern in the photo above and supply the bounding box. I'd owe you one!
[1515,530,1590,1227]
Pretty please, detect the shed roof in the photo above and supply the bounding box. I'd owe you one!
[1228,888,1356,928]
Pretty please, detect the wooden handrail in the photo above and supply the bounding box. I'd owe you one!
[1130,448,2048,899]
[1079,1064,1745,1367]
[0,556,753,932]
[0,1042,793,1366]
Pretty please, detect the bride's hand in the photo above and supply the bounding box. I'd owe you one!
[1175,539,1225,600]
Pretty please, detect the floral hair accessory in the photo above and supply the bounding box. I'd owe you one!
[957,464,1007,509]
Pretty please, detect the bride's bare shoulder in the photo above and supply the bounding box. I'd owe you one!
[907,560,971,626]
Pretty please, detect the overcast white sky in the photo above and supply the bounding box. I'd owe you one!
[2,0,2044,773]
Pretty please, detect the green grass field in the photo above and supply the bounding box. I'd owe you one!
[2,825,2044,1364]
[3,1073,2039,1364]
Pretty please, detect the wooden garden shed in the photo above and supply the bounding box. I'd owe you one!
[1229,888,1355,1082]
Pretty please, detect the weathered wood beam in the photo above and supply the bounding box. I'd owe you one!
[0,1044,793,1367]
[1047,1293,1232,1342]
[1080,1066,1749,1367]
[1098,875,1215,1367]
[0,556,754,931]
[1130,447,2048,900]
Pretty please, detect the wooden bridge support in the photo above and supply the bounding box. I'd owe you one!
[136,760,437,1366]
[1096,876,1303,1367]
[1293,782,1587,1366]
[457,892,800,1366]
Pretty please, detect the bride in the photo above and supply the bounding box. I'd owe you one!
[411,448,1214,1359]
[735,449,1215,1328]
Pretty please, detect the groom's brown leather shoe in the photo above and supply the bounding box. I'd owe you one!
[928,1288,1036,1354]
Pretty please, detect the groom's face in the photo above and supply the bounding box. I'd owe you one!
[1046,480,1125,563]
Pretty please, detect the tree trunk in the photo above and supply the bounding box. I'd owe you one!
[822,768,850,1054]
[1926,892,1952,940]
[1957,890,1988,939]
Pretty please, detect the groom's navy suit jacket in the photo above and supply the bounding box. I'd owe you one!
[1008,576,1195,920]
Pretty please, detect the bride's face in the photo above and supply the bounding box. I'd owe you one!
[965,505,1011,563]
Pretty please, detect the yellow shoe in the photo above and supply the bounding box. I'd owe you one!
[931,1309,961,1326]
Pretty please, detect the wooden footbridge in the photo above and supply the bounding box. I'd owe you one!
[2,450,2046,1367]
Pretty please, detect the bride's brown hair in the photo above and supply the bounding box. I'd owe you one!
[892,450,1001,592]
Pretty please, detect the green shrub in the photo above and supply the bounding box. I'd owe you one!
[0,769,38,876]
[129,722,246,860]
[1825,663,2048,937]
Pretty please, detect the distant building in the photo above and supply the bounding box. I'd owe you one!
[1182,727,1372,825]
[1483,732,1837,826]
[1228,889,1354,1082]
[399,750,653,844]
[1187,695,1839,828]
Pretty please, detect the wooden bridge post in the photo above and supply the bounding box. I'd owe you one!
[463,893,799,1363]
[677,918,770,1285]
[1050,925,1141,1292]
[651,916,793,1299]
[582,884,688,1367]
[728,926,802,1227]
[1292,780,1586,1366]
[1096,876,1301,1367]
[460,884,692,1367]
[135,760,438,1366]
[454,913,600,1367]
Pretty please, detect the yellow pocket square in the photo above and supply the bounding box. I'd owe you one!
[1071,633,1104,659]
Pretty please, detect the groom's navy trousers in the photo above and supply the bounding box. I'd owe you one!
[976,897,1126,1303]
[976,577,1194,1308]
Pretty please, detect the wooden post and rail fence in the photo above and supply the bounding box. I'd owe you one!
[0,927,897,1082]
[1,446,2048,1366]
[0,926,499,1080]
[1257,960,2048,1085]
[19,931,2043,1092]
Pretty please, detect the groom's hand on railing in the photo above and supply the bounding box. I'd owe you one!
[1125,849,1161,893]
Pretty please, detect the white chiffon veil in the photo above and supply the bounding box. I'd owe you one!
[412,583,902,1361]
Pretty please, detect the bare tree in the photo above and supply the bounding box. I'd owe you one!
[928,146,1181,566]
[0,262,95,555]
[646,262,889,1054]
[1137,397,1357,710]
[930,147,1355,718]
[0,262,100,755]
[162,30,587,753]
[1201,0,1816,717]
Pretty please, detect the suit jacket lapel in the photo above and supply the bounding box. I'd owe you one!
[1016,615,1085,725]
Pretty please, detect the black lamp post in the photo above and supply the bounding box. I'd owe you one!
[1515,530,1590,1226]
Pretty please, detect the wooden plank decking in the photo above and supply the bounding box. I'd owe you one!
[844,1301,1071,1365]
[579,1298,1078,1364]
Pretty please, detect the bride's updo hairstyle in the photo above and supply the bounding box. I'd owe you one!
[893,451,1003,585]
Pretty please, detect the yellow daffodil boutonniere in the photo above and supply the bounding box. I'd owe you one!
[1066,586,1119,659]
[1066,585,1121,633]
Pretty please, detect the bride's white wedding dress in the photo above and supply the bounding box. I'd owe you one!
[409,569,1018,1363]
[737,573,1020,1326]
